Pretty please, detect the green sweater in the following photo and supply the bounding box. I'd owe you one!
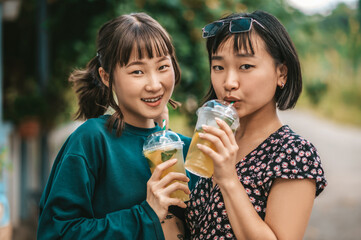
[37,115,196,239]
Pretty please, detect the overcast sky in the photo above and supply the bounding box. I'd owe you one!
[286,0,358,14]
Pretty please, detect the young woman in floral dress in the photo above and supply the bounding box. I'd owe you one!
[185,10,327,240]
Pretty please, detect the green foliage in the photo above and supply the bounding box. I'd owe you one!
[341,87,361,107]
[305,80,328,105]
[3,0,361,129]
[296,3,361,126]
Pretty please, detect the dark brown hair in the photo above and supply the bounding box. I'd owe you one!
[69,12,181,136]
[203,10,302,110]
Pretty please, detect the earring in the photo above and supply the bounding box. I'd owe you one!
[280,83,285,89]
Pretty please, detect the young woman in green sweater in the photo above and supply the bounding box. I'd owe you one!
[37,12,196,239]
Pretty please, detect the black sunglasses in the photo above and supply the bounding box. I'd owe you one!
[202,17,265,38]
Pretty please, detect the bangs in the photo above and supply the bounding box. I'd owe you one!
[233,32,255,55]
[208,12,256,57]
[117,25,173,66]
[212,31,255,56]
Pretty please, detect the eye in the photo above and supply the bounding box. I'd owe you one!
[212,65,224,71]
[159,65,170,71]
[240,64,254,70]
[131,70,143,75]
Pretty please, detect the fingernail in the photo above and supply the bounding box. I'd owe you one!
[202,125,208,130]
[198,133,204,137]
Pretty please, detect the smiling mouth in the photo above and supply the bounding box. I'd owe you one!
[141,95,163,103]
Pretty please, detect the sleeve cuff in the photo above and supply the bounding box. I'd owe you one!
[141,201,164,240]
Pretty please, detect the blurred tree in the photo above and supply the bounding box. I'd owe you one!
[4,0,112,129]
[3,1,38,126]
[3,0,361,129]
[0,0,319,127]
[316,4,361,78]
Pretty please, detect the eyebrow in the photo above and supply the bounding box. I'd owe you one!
[126,61,144,68]
[211,53,254,61]
[236,53,254,57]
[126,56,170,68]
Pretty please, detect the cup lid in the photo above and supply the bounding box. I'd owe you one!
[197,99,240,130]
[143,130,184,151]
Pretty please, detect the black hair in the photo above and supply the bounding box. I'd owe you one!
[203,10,302,110]
[69,12,181,136]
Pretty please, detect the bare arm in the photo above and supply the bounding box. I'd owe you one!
[161,213,186,240]
[217,176,315,239]
[264,178,315,240]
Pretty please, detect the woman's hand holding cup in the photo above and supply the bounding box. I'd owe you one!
[146,158,190,221]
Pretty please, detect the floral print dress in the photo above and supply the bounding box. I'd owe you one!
[185,125,327,240]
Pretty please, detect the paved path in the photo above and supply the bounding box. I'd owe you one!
[279,110,361,240]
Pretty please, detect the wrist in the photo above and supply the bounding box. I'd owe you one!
[214,173,240,190]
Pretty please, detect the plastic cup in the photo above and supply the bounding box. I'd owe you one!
[143,130,189,201]
[185,100,239,178]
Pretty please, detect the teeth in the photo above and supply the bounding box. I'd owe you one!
[142,96,162,102]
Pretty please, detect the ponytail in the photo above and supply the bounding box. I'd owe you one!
[68,56,109,120]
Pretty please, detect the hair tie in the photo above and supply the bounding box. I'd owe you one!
[96,51,102,66]
[91,72,103,88]
[93,78,102,87]
[94,52,103,87]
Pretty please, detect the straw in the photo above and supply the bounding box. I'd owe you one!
[161,119,167,138]
[162,119,166,130]
[230,101,235,105]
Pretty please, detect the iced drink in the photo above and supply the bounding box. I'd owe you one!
[143,130,189,201]
[185,100,239,178]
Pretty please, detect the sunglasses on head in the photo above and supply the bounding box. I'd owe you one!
[202,17,265,38]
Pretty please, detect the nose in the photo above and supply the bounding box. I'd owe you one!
[145,73,162,92]
[224,70,239,92]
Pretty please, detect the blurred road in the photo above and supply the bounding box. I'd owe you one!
[279,110,361,240]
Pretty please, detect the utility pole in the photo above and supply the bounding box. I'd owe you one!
[0,2,3,125]
[37,0,49,190]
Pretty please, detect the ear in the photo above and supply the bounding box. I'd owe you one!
[98,67,110,87]
[277,63,288,88]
